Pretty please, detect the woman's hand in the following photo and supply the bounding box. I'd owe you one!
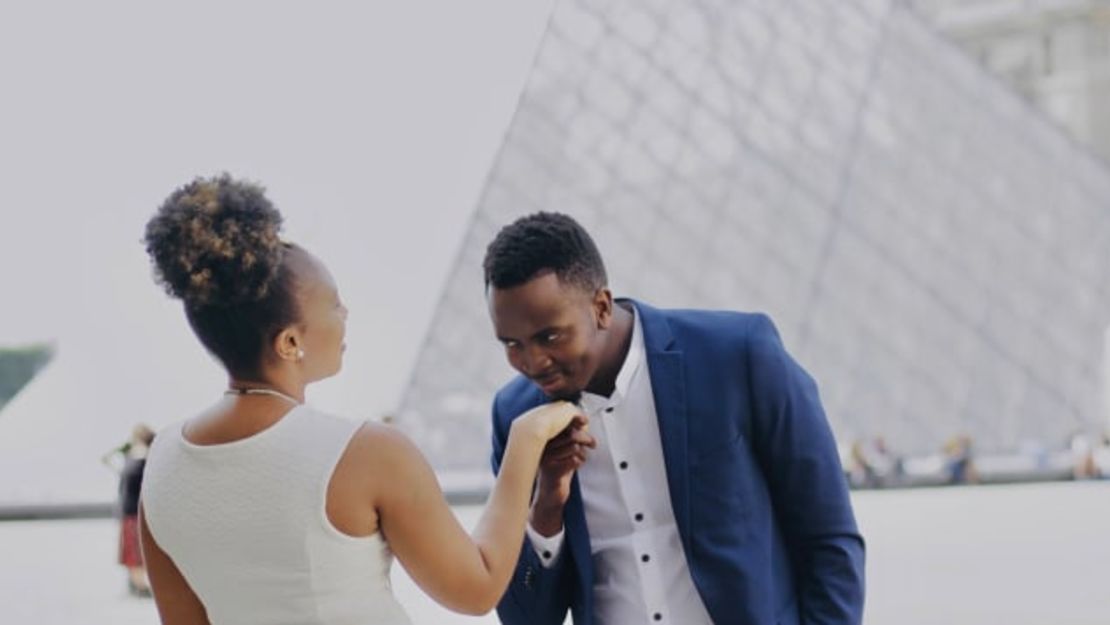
[512,401,587,443]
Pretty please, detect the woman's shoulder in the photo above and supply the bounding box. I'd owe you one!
[345,420,422,463]
[336,420,437,504]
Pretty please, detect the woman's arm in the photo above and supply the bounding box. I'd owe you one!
[372,402,582,615]
[139,505,211,625]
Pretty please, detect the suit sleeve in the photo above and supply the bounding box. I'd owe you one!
[490,393,574,625]
[745,314,866,625]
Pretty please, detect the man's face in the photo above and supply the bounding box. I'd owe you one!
[488,272,609,400]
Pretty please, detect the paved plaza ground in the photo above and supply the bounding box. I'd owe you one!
[2,481,1107,624]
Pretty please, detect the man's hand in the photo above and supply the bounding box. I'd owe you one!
[530,421,597,537]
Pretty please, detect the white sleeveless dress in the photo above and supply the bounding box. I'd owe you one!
[142,405,412,625]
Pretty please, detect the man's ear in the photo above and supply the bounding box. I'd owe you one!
[593,287,614,329]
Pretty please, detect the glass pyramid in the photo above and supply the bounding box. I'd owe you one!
[398,0,1110,471]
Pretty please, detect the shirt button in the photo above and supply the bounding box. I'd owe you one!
[604,406,614,413]
[641,554,651,563]
[619,461,629,470]
[634,513,644,522]
[542,550,552,559]
[653,613,662,621]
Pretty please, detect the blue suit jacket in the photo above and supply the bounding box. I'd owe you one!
[490,301,865,625]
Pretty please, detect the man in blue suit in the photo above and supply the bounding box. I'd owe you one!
[485,212,864,625]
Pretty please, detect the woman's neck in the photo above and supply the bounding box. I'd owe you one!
[227,373,306,404]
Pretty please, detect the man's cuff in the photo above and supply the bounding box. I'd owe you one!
[525,523,565,569]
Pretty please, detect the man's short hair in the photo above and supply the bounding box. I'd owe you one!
[483,212,608,292]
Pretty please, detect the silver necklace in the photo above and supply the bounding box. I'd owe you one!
[225,387,302,405]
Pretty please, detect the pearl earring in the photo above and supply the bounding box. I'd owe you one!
[296,349,305,360]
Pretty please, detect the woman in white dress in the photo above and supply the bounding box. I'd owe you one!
[139,174,588,625]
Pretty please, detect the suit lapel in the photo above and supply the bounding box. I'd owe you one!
[632,301,692,552]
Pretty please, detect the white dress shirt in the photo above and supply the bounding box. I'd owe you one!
[526,308,713,625]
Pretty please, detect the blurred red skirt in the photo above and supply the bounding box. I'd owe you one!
[118,515,144,567]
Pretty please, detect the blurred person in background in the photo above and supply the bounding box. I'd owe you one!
[943,435,979,485]
[102,424,156,596]
[1094,433,1110,478]
[1068,430,1098,480]
[847,437,902,489]
[868,436,904,487]
[138,175,585,625]
[847,439,878,488]
[99,423,155,472]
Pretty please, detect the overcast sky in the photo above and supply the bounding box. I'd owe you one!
[0,1,553,421]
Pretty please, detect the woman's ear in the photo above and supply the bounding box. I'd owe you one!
[272,327,304,362]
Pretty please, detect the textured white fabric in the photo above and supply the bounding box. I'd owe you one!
[528,309,712,625]
[142,405,411,625]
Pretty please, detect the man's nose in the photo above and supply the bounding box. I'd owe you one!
[520,344,552,375]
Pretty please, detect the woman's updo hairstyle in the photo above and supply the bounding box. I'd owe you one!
[144,174,301,379]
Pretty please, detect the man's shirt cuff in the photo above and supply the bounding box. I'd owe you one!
[525,523,565,568]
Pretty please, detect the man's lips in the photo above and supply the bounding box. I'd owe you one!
[532,373,563,388]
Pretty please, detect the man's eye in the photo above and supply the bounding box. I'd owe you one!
[543,332,559,343]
